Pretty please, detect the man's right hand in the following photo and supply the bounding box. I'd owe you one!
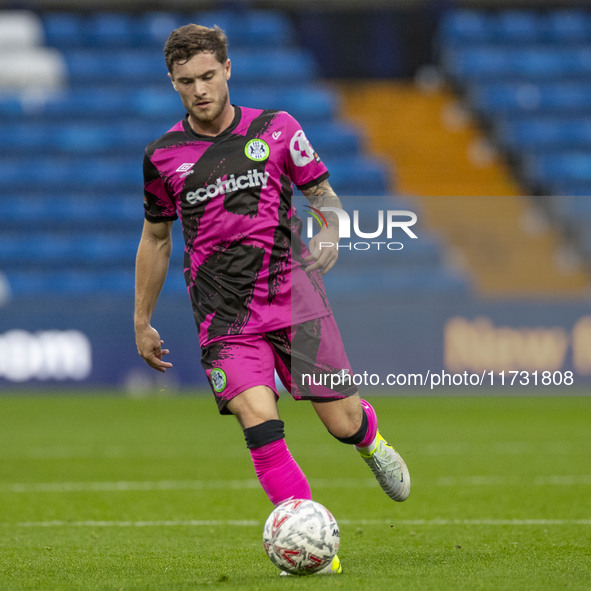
[135,325,173,372]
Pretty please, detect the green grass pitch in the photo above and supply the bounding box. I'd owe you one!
[0,392,589,590]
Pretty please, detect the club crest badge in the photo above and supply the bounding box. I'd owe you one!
[210,368,227,393]
[245,139,270,161]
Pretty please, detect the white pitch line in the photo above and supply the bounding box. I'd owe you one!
[6,518,591,528]
[0,478,376,493]
[418,441,589,457]
[533,475,591,486]
[2,475,590,494]
[436,475,591,486]
[12,519,261,528]
[1,441,586,462]
[0,479,259,493]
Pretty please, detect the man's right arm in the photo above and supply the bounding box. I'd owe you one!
[134,219,174,372]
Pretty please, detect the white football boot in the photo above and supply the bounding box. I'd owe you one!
[356,430,410,502]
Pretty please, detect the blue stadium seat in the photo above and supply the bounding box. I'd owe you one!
[0,156,142,190]
[139,12,185,45]
[80,157,143,187]
[0,95,22,116]
[549,184,591,197]
[469,82,591,116]
[43,11,184,48]
[231,85,338,124]
[322,157,391,196]
[230,49,318,84]
[468,82,542,114]
[0,192,142,229]
[524,151,591,189]
[495,117,591,153]
[56,125,117,152]
[243,10,295,45]
[5,268,188,296]
[133,88,183,118]
[22,87,180,124]
[438,10,496,46]
[544,10,591,43]
[533,83,591,113]
[63,49,167,82]
[4,270,131,295]
[190,11,242,41]
[42,12,87,47]
[495,10,542,43]
[0,123,49,152]
[0,121,162,154]
[0,233,70,264]
[440,8,591,46]
[85,12,138,46]
[76,234,140,263]
[445,47,591,83]
[443,46,513,81]
[38,87,135,117]
[60,47,317,84]
[0,232,139,267]
[305,123,361,158]
[192,9,295,46]
[516,49,574,79]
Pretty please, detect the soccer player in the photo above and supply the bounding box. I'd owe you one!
[134,24,410,574]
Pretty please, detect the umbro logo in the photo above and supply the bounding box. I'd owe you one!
[176,162,195,178]
[272,131,281,140]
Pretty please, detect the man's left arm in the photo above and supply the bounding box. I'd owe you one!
[301,178,342,274]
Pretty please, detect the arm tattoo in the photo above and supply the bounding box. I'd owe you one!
[301,179,342,228]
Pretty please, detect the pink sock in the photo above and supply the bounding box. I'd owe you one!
[249,439,312,505]
[358,399,378,448]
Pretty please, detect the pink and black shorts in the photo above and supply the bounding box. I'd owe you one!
[201,315,358,414]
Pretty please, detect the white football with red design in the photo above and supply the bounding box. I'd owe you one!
[262,498,340,575]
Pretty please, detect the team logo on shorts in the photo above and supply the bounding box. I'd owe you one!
[210,368,227,393]
[244,139,270,161]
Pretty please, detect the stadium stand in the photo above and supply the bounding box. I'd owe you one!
[338,80,591,296]
[430,7,591,293]
[438,8,591,196]
[0,9,469,299]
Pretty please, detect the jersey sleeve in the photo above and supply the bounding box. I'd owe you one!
[143,152,178,223]
[282,113,329,190]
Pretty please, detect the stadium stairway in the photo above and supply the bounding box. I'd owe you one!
[339,80,591,297]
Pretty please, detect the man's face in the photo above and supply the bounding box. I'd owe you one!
[169,52,231,131]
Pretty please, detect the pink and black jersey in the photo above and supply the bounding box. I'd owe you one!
[143,106,332,347]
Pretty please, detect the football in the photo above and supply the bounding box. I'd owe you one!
[262,498,340,575]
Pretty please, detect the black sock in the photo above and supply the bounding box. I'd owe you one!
[332,409,368,445]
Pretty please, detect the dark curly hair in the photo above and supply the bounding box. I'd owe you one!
[164,24,228,74]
